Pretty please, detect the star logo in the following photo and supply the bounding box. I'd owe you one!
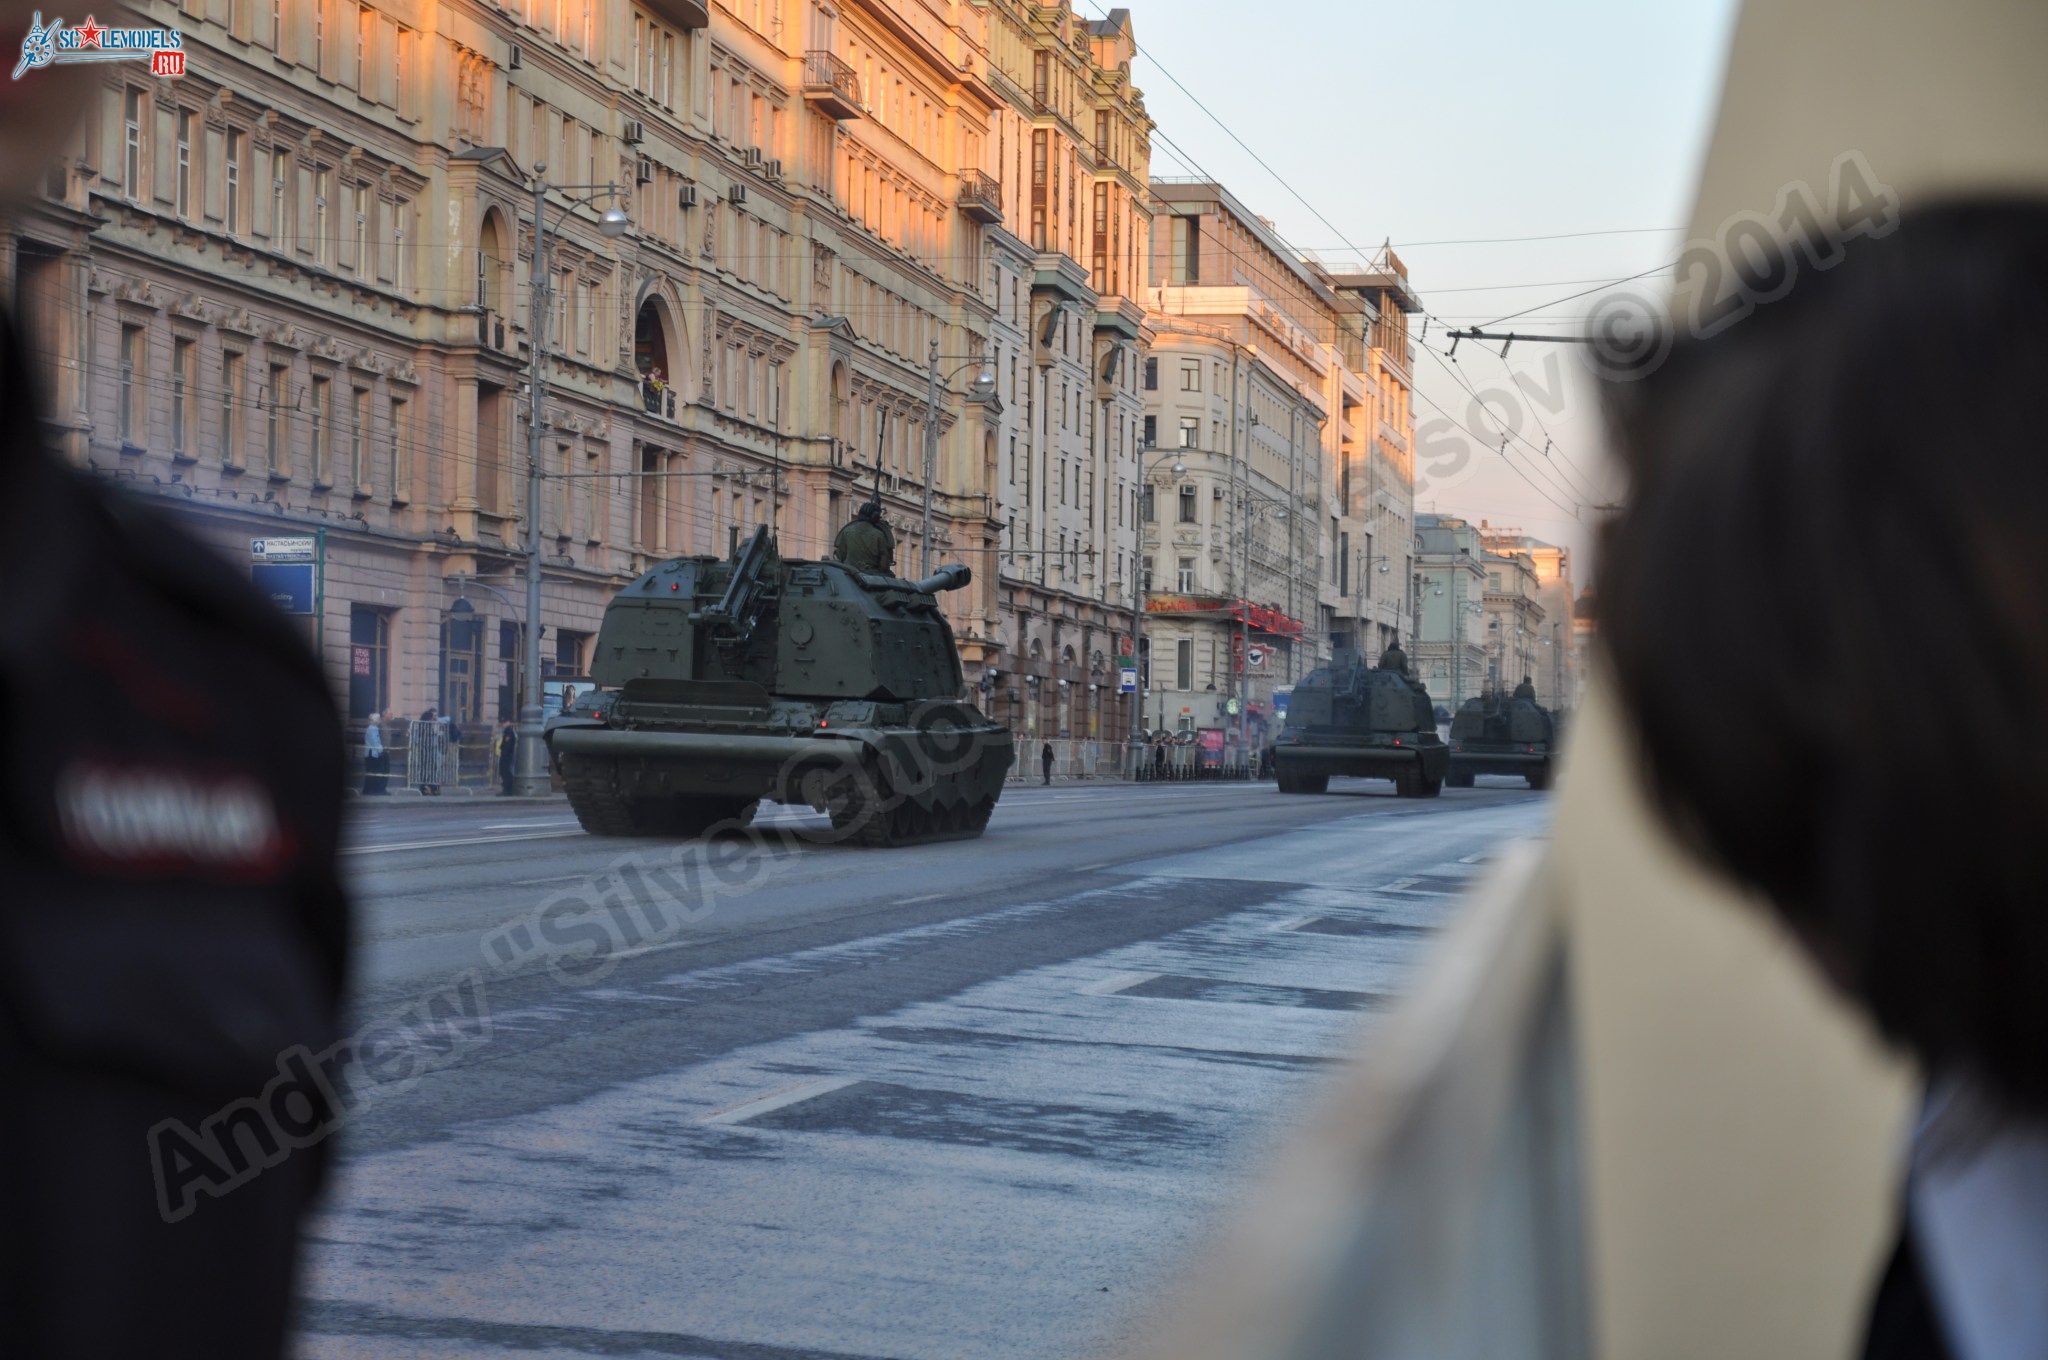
[74,15,102,48]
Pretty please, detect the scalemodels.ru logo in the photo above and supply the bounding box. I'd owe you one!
[12,12,186,81]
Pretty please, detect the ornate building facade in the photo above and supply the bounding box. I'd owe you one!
[4,0,1148,737]
[975,1,1152,743]
[1137,179,1418,749]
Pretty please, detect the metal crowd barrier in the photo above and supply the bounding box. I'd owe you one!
[1007,738,1267,783]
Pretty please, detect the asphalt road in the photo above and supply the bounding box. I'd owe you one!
[296,776,1553,1360]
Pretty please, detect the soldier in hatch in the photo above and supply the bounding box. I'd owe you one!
[1378,635,1409,676]
[1514,674,1538,701]
[832,497,896,575]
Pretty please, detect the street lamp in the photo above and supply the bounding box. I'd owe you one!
[1131,448,1186,747]
[922,340,998,578]
[455,148,629,795]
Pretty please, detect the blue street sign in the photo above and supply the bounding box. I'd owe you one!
[251,562,316,615]
[1119,667,1138,693]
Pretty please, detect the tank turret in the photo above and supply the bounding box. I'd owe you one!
[1447,688,1557,790]
[1271,653,1447,797]
[547,526,1013,843]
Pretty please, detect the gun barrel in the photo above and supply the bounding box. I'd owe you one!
[909,564,972,595]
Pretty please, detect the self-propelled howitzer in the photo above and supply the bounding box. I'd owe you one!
[545,527,1012,844]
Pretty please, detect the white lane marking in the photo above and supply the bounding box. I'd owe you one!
[699,1075,861,1126]
[342,829,588,857]
[1078,971,1157,997]
[1266,915,1322,933]
[897,892,947,905]
[514,872,592,887]
[481,818,581,830]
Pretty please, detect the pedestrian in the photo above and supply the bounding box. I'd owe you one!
[1041,740,1055,785]
[0,47,349,1354]
[361,711,387,795]
[496,719,517,796]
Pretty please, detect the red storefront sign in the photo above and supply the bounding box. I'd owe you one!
[1144,593,1305,640]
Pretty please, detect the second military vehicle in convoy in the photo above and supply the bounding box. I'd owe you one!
[546,518,1013,845]
[1447,677,1556,789]
[1272,641,1448,797]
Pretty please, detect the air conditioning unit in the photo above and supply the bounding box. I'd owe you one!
[728,184,748,206]
[622,119,645,145]
[763,158,783,179]
[635,155,655,185]
[741,147,764,168]
[507,43,524,69]
[677,182,697,210]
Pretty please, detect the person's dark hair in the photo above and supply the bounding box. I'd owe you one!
[1598,200,2048,1114]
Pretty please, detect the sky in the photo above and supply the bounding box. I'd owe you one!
[1102,0,1745,568]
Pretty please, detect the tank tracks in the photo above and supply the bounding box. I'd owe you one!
[824,768,997,848]
[561,758,758,838]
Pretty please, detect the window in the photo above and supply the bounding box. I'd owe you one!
[224,128,243,235]
[1178,485,1197,523]
[1142,356,1157,391]
[1177,416,1198,449]
[1141,555,1154,591]
[1170,216,1200,284]
[391,198,409,289]
[266,363,288,472]
[1489,572,1503,591]
[118,324,145,446]
[309,374,329,483]
[313,0,325,71]
[270,0,283,52]
[395,27,413,116]
[349,387,368,488]
[348,605,391,719]
[122,90,144,198]
[168,338,194,456]
[269,148,289,245]
[1140,485,1155,522]
[1176,557,1196,592]
[1143,414,1157,447]
[387,394,409,500]
[174,110,193,217]
[221,351,244,465]
[312,167,331,266]
[351,184,367,273]
[1175,638,1193,690]
[1179,361,1200,392]
[355,3,370,88]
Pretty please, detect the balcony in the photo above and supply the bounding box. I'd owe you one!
[803,51,863,120]
[641,0,709,28]
[957,169,1002,225]
[640,379,677,420]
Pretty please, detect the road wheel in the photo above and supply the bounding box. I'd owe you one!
[1419,769,1444,798]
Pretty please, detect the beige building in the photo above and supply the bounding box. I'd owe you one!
[4,0,1151,741]
[1136,179,1416,746]
[1480,550,1547,697]
[1412,512,1489,711]
[975,1,1153,744]
[1478,522,1578,708]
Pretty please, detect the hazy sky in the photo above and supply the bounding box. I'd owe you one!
[1107,0,1744,566]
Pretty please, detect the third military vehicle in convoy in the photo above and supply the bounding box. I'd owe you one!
[546,524,1013,844]
[1272,643,1448,797]
[1447,682,1557,789]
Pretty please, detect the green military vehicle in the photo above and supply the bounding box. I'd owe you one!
[546,524,1013,844]
[1272,644,1448,797]
[1447,685,1556,789]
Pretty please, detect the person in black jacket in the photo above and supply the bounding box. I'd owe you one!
[0,38,350,1356]
[496,719,518,796]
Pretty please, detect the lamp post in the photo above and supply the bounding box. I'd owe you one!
[1130,448,1186,766]
[457,149,630,795]
[922,340,997,578]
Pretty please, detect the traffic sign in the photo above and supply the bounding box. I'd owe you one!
[1119,667,1138,693]
[251,536,317,563]
[250,562,316,614]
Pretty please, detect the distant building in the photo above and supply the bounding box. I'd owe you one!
[1481,551,1547,697]
[1477,523,1578,709]
[1413,513,1489,709]
[1136,178,1417,746]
